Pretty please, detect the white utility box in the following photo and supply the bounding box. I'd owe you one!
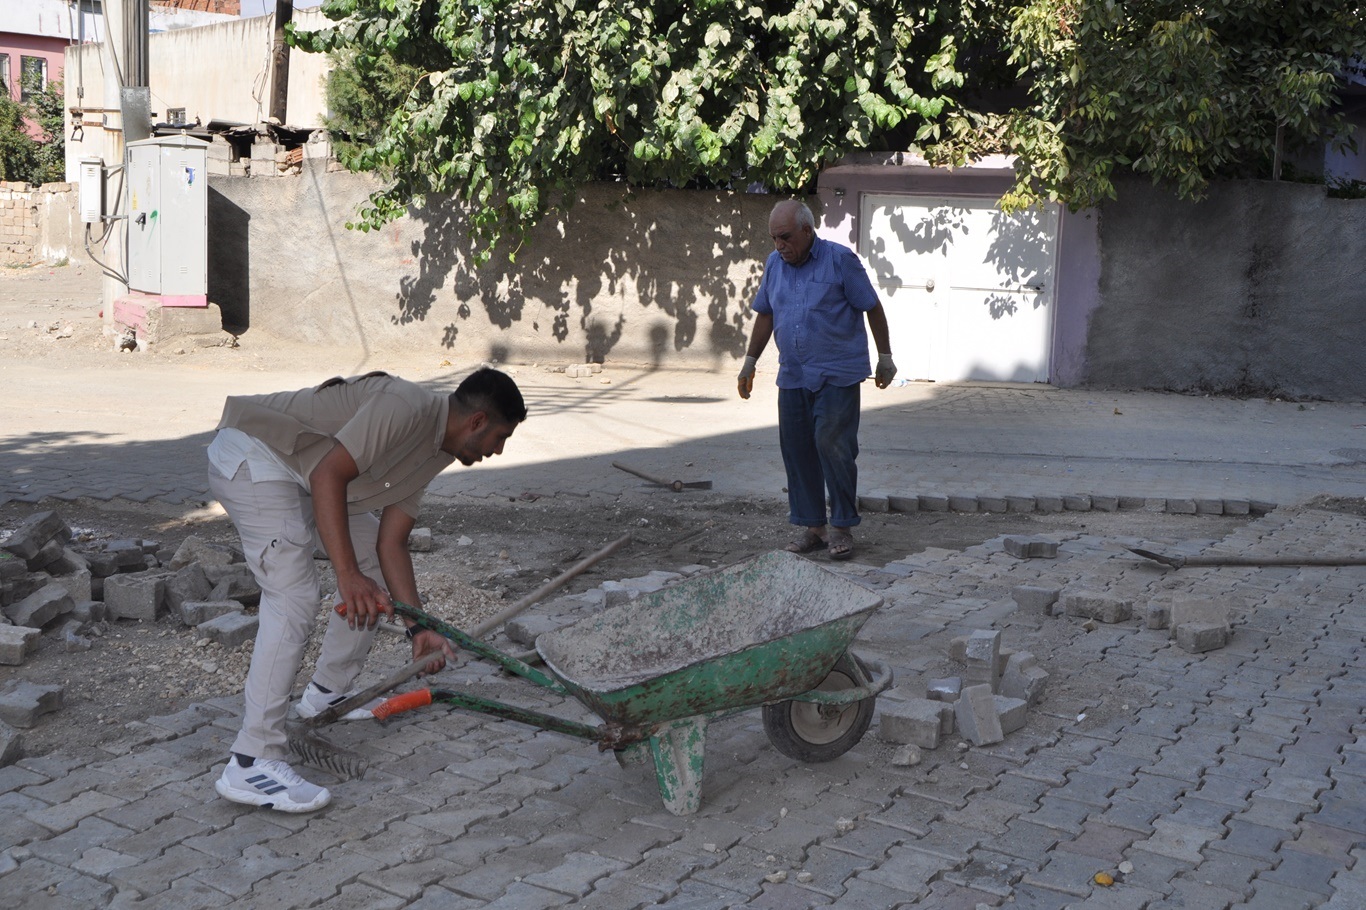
[78,158,104,224]
[125,135,209,304]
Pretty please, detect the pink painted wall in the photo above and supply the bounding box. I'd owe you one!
[0,32,66,137]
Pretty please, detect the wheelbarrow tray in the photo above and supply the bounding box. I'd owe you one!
[536,550,883,728]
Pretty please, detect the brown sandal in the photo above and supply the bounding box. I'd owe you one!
[784,529,828,554]
[827,528,854,561]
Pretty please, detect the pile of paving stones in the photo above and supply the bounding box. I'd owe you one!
[0,511,259,764]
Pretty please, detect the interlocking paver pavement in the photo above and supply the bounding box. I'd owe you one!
[1,505,1363,906]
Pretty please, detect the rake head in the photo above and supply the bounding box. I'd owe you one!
[285,723,369,779]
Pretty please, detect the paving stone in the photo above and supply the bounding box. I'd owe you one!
[196,609,258,648]
[1255,846,1340,896]
[4,582,72,629]
[0,681,64,728]
[1132,819,1218,863]
[1020,847,1103,897]
[851,844,951,897]
[0,623,41,666]
[940,848,1034,897]
[102,572,166,622]
[1208,818,1288,861]
[1233,879,1318,910]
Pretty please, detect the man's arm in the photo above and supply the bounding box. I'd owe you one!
[865,303,897,388]
[309,442,391,628]
[376,505,456,673]
[738,311,775,400]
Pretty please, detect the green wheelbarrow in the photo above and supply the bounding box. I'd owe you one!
[392,549,892,816]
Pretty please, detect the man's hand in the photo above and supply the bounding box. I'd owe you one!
[737,355,758,399]
[335,571,392,630]
[875,353,897,389]
[411,628,457,675]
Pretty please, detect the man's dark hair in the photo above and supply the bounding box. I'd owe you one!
[451,367,527,424]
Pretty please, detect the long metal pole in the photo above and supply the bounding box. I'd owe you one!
[269,0,293,124]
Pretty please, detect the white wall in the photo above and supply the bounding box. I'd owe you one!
[63,9,331,178]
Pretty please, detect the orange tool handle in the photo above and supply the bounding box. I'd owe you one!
[372,689,433,721]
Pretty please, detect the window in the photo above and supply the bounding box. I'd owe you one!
[20,56,46,103]
[0,55,9,98]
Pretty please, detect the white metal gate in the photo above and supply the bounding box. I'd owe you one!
[859,193,1060,383]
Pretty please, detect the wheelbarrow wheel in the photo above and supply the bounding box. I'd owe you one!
[762,652,875,763]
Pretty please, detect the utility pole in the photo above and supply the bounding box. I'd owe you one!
[98,0,150,335]
[269,0,293,124]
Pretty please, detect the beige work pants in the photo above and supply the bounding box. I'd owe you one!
[209,462,383,761]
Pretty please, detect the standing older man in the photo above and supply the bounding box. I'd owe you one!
[208,367,525,812]
[737,200,895,561]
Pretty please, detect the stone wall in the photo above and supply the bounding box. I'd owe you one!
[0,182,81,266]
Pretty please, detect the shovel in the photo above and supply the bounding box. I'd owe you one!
[612,460,712,492]
[287,532,632,776]
[1124,546,1366,570]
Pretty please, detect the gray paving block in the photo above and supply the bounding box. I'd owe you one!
[1170,595,1231,634]
[4,582,73,628]
[166,535,241,570]
[1092,495,1119,511]
[0,624,41,665]
[979,495,1008,513]
[0,681,64,728]
[1000,653,1049,705]
[0,510,70,560]
[1013,585,1061,613]
[948,494,980,512]
[956,684,1004,746]
[1063,494,1092,511]
[878,697,945,748]
[180,599,243,626]
[103,572,167,621]
[1175,622,1231,653]
[919,494,949,512]
[164,563,212,613]
[197,610,258,648]
[1006,495,1037,513]
[1062,591,1133,624]
[995,695,1028,734]
[858,492,891,513]
[887,494,919,513]
[1146,601,1170,630]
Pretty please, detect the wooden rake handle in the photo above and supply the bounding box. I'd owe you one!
[312,532,632,727]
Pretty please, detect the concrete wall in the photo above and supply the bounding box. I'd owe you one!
[1085,178,1366,400]
[208,162,770,368]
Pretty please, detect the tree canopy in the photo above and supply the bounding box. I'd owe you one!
[0,76,65,185]
[293,0,1366,258]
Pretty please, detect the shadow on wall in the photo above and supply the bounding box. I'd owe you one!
[208,187,251,332]
[396,188,768,367]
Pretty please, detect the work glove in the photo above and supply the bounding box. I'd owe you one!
[874,353,897,389]
[737,355,758,399]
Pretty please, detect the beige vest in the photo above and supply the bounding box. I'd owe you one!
[217,372,453,516]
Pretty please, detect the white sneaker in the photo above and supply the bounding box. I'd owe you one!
[215,757,331,813]
[293,681,382,721]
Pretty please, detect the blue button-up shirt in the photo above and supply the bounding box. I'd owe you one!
[752,236,879,391]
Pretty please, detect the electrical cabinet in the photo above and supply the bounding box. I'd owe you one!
[125,135,209,302]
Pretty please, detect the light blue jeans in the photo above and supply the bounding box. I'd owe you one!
[778,382,862,529]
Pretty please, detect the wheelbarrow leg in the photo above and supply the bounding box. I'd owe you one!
[648,716,708,816]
